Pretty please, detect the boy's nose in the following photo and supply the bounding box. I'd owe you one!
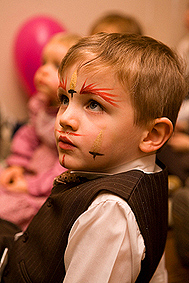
[58,106,80,132]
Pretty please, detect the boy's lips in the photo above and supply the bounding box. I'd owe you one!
[58,136,76,150]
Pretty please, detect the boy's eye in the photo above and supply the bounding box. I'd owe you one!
[58,93,69,105]
[88,100,103,112]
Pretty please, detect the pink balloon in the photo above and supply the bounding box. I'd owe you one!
[13,15,66,96]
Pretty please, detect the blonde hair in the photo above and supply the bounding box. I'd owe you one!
[89,13,143,35]
[47,32,81,50]
[59,33,187,127]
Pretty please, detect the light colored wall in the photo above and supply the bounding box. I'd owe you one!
[0,0,188,121]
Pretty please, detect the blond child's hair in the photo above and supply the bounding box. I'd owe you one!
[47,32,81,51]
[59,33,187,128]
[89,13,143,35]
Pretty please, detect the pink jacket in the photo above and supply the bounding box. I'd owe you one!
[6,93,65,196]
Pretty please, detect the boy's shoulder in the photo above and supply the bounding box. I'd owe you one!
[54,165,167,199]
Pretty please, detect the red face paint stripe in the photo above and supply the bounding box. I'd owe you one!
[62,154,65,165]
[55,129,84,136]
[80,80,120,107]
[59,78,67,91]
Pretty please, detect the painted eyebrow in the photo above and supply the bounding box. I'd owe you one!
[59,78,67,92]
[80,80,120,107]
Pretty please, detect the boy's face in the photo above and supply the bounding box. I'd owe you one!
[55,64,147,172]
[34,42,68,103]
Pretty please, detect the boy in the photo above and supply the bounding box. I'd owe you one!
[0,33,187,282]
[89,12,143,35]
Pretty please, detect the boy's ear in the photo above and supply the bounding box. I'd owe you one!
[139,118,173,153]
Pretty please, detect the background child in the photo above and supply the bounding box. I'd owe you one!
[0,32,81,230]
[0,33,187,282]
[89,12,143,35]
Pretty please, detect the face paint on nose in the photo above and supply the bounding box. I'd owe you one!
[89,130,105,160]
[68,70,77,97]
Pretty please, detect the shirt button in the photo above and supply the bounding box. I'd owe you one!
[47,198,53,207]
[22,232,29,243]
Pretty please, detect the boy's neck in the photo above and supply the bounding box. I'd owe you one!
[71,154,159,176]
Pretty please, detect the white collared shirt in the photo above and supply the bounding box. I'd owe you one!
[63,155,168,282]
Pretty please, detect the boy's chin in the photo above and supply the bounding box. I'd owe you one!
[58,153,109,172]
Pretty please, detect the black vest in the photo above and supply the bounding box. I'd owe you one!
[2,168,168,283]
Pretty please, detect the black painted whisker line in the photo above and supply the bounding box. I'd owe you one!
[89,151,104,160]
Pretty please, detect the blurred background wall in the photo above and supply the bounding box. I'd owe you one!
[0,0,188,121]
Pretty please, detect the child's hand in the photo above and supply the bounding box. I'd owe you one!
[4,175,28,193]
[0,166,28,193]
[168,132,189,152]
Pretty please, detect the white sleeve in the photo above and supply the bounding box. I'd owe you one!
[63,193,145,283]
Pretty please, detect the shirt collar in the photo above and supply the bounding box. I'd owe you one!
[70,154,160,179]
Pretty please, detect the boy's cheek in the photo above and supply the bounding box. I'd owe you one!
[58,152,64,166]
[54,118,60,134]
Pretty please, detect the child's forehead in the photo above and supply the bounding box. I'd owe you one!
[62,59,112,80]
[43,42,68,61]
[44,41,66,54]
[62,65,113,88]
[42,43,56,58]
[59,64,130,106]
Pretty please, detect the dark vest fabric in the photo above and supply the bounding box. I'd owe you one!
[2,167,168,283]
